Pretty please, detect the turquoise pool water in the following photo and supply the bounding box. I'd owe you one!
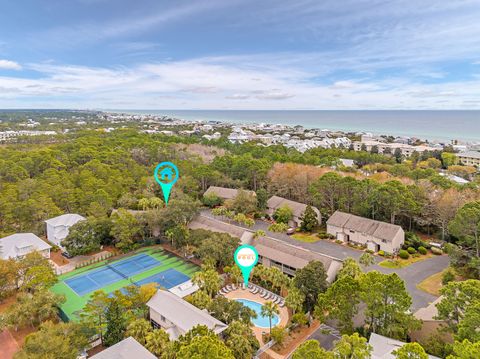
[236,299,280,328]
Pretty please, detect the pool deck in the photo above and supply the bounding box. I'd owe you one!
[224,288,289,347]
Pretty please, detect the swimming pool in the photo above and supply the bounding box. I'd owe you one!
[236,299,280,328]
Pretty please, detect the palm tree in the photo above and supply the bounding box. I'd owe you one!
[145,328,170,357]
[125,318,152,345]
[261,301,280,334]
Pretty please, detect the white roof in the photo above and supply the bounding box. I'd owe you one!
[147,290,227,337]
[0,233,51,259]
[45,213,86,227]
[369,333,440,359]
[91,337,156,359]
[168,280,199,298]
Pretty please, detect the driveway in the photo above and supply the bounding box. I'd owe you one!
[200,210,450,310]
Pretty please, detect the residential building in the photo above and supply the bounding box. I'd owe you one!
[203,186,256,201]
[91,337,156,359]
[267,196,321,227]
[411,297,452,344]
[0,233,51,260]
[369,333,440,359]
[352,140,439,157]
[253,236,342,282]
[326,211,404,253]
[456,150,480,168]
[147,290,228,340]
[45,213,86,248]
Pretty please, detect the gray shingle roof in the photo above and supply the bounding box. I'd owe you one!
[267,196,320,218]
[204,186,255,200]
[369,333,440,359]
[0,233,51,260]
[147,290,228,335]
[91,337,156,359]
[45,213,85,227]
[327,211,402,242]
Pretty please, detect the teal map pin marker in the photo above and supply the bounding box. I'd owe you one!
[154,162,179,205]
[234,244,258,286]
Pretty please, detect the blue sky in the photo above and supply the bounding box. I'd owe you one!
[1,0,480,109]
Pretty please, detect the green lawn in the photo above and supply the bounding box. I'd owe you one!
[291,232,321,243]
[50,247,198,321]
[378,253,433,269]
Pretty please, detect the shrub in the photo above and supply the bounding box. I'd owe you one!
[202,193,223,207]
[442,269,455,285]
[407,247,417,254]
[268,222,289,233]
[378,250,385,256]
[398,250,410,259]
[431,247,443,255]
[365,249,374,254]
[270,326,287,347]
[291,312,308,327]
[418,246,427,255]
[335,240,343,245]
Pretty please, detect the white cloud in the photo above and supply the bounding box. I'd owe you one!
[0,56,479,109]
[0,59,22,70]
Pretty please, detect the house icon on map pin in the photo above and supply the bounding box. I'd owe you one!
[160,167,174,182]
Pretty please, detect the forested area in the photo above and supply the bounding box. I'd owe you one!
[1,129,478,278]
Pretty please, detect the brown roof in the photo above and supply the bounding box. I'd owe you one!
[327,211,403,242]
[204,186,255,200]
[255,236,340,272]
[267,196,320,218]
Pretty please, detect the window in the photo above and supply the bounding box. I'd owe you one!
[161,315,166,321]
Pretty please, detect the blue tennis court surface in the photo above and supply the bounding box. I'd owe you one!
[65,253,161,296]
[135,268,190,289]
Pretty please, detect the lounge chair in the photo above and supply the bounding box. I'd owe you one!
[231,284,237,290]
[226,285,232,292]
[279,301,285,307]
[253,288,259,294]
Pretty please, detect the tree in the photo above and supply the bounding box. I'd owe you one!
[300,205,319,231]
[15,251,56,292]
[253,229,266,239]
[315,276,360,334]
[309,172,343,217]
[274,205,293,224]
[393,343,428,359]
[208,296,256,325]
[256,188,269,211]
[332,333,372,359]
[2,290,65,330]
[110,208,142,252]
[261,301,280,334]
[196,232,239,269]
[359,252,375,267]
[103,299,127,347]
[165,224,190,248]
[63,217,113,256]
[187,290,212,310]
[202,193,223,207]
[14,321,91,359]
[0,258,16,302]
[292,261,328,312]
[442,152,457,168]
[292,339,334,359]
[125,318,152,345]
[224,265,243,286]
[456,301,480,343]
[446,339,480,359]
[224,320,259,359]
[229,190,257,214]
[394,148,403,163]
[449,201,480,259]
[360,271,420,340]
[435,280,480,334]
[145,329,170,357]
[177,335,235,359]
[81,290,110,344]
[270,326,287,347]
[337,257,362,280]
[285,287,305,315]
[192,264,222,297]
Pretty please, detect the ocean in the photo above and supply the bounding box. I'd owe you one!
[116,110,480,143]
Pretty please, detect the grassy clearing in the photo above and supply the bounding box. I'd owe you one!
[416,270,446,296]
[378,253,433,269]
[291,232,320,243]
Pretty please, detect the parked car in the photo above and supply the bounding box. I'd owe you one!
[61,251,73,259]
[286,227,296,235]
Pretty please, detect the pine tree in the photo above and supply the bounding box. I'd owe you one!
[300,205,319,231]
[103,299,126,347]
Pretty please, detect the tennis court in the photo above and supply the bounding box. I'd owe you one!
[135,268,190,289]
[65,253,161,296]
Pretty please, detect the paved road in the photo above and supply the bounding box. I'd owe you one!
[201,210,450,310]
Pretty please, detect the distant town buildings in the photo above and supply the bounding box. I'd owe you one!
[0,130,56,142]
